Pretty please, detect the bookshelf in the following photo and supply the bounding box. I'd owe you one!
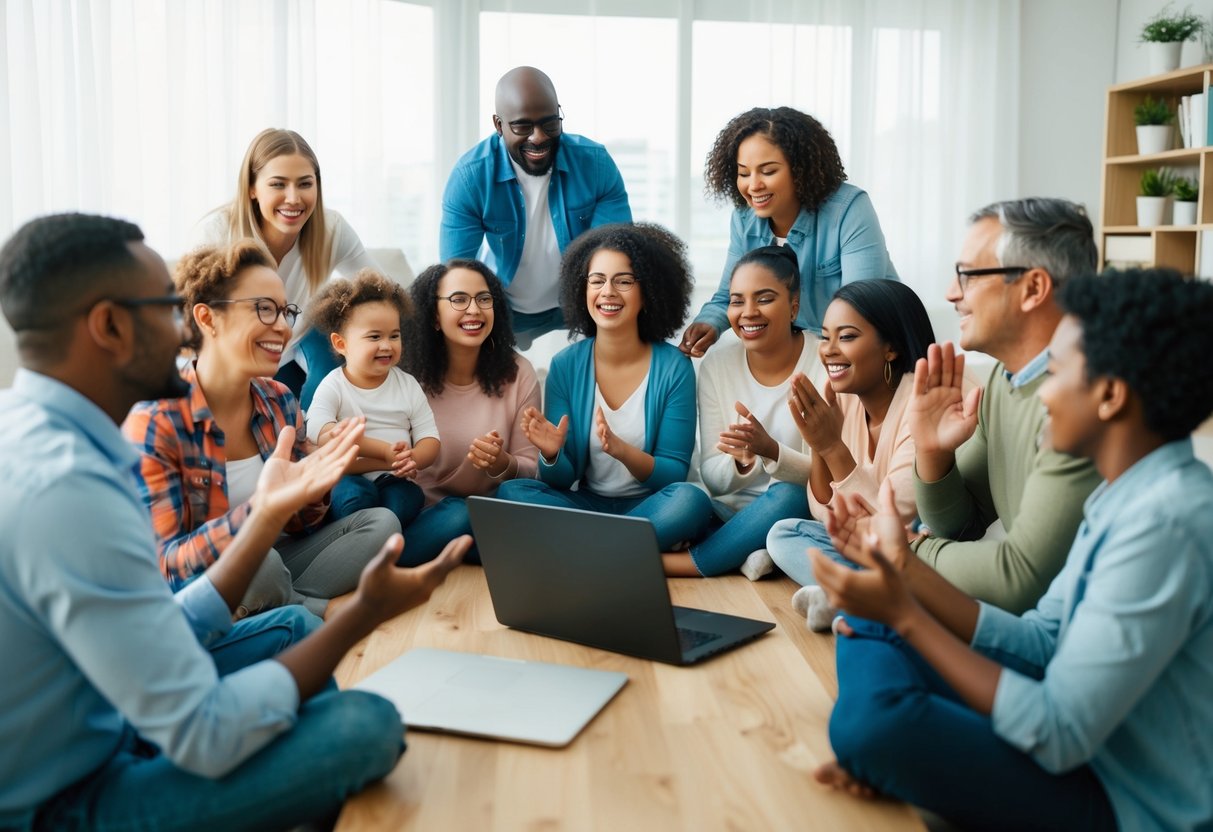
[1100,63,1213,274]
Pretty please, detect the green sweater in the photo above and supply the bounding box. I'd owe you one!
[912,361,1101,614]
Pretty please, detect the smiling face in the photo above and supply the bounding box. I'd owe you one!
[494,84,562,177]
[736,133,798,236]
[436,267,495,351]
[950,217,1021,357]
[1038,314,1103,458]
[727,262,799,352]
[199,265,291,379]
[123,242,191,401]
[250,153,318,242]
[332,300,402,388]
[585,248,642,334]
[818,298,896,396]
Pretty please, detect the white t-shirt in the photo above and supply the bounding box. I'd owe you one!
[225,454,264,508]
[505,158,562,314]
[191,207,380,369]
[305,366,441,481]
[586,375,650,498]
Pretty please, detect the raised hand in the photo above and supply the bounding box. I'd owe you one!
[787,373,845,453]
[679,322,718,357]
[253,420,363,524]
[717,401,778,471]
[520,406,568,461]
[908,342,983,458]
[595,406,633,459]
[352,533,471,624]
[467,430,511,477]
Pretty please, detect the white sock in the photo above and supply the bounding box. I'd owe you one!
[792,585,838,633]
[740,548,774,581]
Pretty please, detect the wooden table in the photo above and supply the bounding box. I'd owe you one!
[334,566,925,831]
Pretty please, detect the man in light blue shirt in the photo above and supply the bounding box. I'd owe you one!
[808,268,1213,831]
[440,66,632,349]
[0,214,468,830]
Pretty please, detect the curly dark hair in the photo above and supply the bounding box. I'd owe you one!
[559,222,693,343]
[832,280,934,377]
[175,240,276,350]
[401,259,518,397]
[1060,268,1213,441]
[703,107,846,213]
[307,269,412,348]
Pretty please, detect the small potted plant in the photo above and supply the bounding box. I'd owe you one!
[1135,95,1174,154]
[1173,176,1199,224]
[1138,167,1176,227]
[1141,5,1205,74]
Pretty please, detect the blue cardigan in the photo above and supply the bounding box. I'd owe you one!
[539,339,696,493]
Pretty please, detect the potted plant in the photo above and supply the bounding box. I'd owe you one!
[1138,167,1176,227]
[1174,176,1199,224]
[1135,95,1174,154]
[1141,5,1205,74]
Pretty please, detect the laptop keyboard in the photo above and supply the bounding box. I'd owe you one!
[677,627,722,653]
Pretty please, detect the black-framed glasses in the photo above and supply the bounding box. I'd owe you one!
[436,292,494,311]
[113,294,186,326]
[587,274,638,292]
[504,106,564,137]
[209,297,300,327]
[954,265,1030,294]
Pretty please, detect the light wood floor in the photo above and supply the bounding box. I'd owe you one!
[333,566,925,832]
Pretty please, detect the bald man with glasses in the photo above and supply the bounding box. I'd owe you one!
[440,66,632,349]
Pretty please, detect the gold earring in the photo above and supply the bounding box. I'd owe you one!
[884,360,893,387]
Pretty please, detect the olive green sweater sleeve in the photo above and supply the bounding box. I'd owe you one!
[912,364,1102,614]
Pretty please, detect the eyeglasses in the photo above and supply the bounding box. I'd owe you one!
[587,274,638,292]
[208,297,301,327]
[954,265,1030,295]
[436,292,494,311]
[504,107,564,137]
[113,294,186,326]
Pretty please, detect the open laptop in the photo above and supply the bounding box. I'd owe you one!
[354,648,627,747]
[467,497,775,665]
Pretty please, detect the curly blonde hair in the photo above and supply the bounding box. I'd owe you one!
[174,240,276,349]
[308,269,412,339]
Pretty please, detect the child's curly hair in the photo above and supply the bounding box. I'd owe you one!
[307,269,413,343]
[174,240,276,350]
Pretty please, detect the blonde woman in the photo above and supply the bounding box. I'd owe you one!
[193,128,380,408]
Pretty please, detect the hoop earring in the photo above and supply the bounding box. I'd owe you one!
[884,360,893,387]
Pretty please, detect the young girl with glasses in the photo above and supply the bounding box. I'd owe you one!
[495,223,712,550]
[123,242,399,618]
[192,128,382,410]
[395,259,541,566]
[305,270,440,533]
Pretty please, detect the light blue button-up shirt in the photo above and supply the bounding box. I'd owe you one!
[0,370,299,821]
[973,439,1213,832]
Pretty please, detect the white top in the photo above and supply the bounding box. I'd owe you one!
[191,207,380,368]
[586,375,650,498]
[506,158,562,314]
[305,366,441,481]
[696,334,825,513]
[225,454,264,508]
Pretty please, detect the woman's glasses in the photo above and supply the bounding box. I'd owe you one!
[436,292,495,311]
[209,297,301,327]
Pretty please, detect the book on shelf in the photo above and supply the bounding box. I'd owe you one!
[1181,95,1191,147]
[1192,92,1207,148]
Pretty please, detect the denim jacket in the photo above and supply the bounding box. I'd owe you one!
[693,182,898,334]
[439,133,632,286]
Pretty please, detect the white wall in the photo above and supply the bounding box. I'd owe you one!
[1117,0,1213,81]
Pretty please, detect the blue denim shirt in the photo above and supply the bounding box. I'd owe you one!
[973,439,1213,832]
[440,133,633,287]
[693,182,898,334]
[0,370,298,822]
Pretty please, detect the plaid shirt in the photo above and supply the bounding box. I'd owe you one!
[122,363,329,588]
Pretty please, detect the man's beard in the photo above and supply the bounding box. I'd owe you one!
[513,134,561,176]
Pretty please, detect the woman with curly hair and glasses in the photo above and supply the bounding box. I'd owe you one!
[395,259,541,565]
[681,107,899,358]
[496,223,712,550]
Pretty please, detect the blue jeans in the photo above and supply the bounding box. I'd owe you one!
[208,605,323,676]
[495,478,713,551]
[688,481,808,576]
[829,616,1117,831]
[400,496,481,567]
[332,474,424,528]
[274,327,340,412]
[509,307,565,351]
[766,516,854,586]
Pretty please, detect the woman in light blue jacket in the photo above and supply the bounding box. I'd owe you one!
[681,106,898,357]
[497,223,712,550]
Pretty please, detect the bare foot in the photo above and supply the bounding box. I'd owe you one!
[814,760,880,800]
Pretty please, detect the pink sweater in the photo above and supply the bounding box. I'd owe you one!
[807,374,918,524]
[414,355,541,506]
